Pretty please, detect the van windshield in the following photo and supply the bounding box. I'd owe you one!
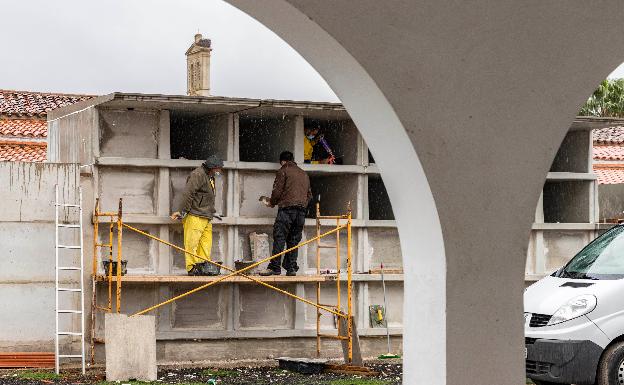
[557,225,624,280]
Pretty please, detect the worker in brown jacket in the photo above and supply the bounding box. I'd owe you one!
[259,151,312,276]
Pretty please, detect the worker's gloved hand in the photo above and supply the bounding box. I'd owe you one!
[170,211,183,220]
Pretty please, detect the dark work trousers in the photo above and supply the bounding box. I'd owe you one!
[268,207,307,272]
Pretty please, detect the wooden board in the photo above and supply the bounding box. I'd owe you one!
[95,274,329,283]
[339,316,362,366]
[0,352,54,368]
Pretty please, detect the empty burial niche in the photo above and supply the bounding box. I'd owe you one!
[170,111,228,160]
[239,115,295,163]
[549,130,590,173]
[303,118,358,165]
[308,174,359,218]
[542,181,590,223]
[368,176,395,220]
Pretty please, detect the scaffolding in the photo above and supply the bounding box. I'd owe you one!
[91,199,357,364]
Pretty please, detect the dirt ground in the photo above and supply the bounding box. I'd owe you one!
[0,360,402,385]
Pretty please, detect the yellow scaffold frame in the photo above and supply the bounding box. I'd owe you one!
[91,199,354,364]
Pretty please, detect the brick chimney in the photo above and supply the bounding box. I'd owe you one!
[186,33,212,97]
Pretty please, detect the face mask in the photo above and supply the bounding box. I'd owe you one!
[306,135,316,140]
[214,171,221,176]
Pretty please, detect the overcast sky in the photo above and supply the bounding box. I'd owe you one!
[2,0,624,102]
[0,0,339,102]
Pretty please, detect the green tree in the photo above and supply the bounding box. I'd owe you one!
[579,79,624,117]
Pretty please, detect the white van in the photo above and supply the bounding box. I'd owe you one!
[525,225,624,385]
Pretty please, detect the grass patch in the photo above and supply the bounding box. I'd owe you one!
[17,371,61,381]
[96,381,155,385]
[328,379,390,385]
[201,369,239,377]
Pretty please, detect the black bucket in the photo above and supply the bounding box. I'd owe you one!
[234,260,256,274]
[102,260,128,276]
[276,357,327,375]
[204,261,222,276]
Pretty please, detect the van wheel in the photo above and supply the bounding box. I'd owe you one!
[596,341,624,385]
[532,381,568,385]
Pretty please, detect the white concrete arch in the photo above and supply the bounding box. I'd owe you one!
[223,1,447,383]
[226,1,624,384]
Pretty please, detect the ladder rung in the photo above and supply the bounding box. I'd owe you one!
[57,310,82,314]
[318,244,337,249]
[56,204,80,208]
[57,332,82,336]
[58,354,83,358]
[58,267,81,271]
[57,288,82,292]
[57,224,80,228]
[57,245,81,249]
[95,243,112,247]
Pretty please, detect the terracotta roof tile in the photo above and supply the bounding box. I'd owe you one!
[593,144,624,161]
[0,119,47,138]
[0,140,46,162]
[0,90,92,118]
[593,126,624,144]
[594,164,624,184]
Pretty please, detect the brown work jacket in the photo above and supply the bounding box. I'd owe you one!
[270,161,312,209]
[179,166,216,219]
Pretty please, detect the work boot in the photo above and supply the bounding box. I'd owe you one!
[201,261,221,276]
[187,264,202,276]
[285,270,297,277]
[259,268,280,276]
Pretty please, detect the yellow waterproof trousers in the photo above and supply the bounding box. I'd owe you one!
[183,214,212,271]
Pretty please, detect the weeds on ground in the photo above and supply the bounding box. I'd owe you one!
[328,379,390,385]
[201,368,239,377]
[16,371,61,381]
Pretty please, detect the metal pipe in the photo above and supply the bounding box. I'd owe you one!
[347,204,353,363]
[115,199,122,313]
[127,223,348,317]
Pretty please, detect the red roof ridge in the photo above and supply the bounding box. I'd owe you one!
[0,139,47,147]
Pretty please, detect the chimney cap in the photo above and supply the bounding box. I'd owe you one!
[194,33,203,43]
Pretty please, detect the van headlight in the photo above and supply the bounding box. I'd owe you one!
[547,295,597,326]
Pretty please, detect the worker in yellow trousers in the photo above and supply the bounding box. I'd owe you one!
[182,214,212,272]
[171,155,223,276]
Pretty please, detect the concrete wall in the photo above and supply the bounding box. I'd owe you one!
[0,162,80,352]
[48,107,98,164]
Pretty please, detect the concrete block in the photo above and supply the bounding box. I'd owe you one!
[172,284,226,329]
[237,284,295,329]
[238,172,278,217]
[100,109,158,158]
[543,231,590,272]
[98,167,156,214]
[105,313,157,382]
[368,228,402,270]
[249,232,270,261]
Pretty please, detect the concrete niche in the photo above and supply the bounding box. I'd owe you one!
[239,115,295,163]
[308,174,358,219]
[99,109,158,158]
[368,176,394,221]
[303,118,359,165]
[170,112,229,161]
[542,181,590,223]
